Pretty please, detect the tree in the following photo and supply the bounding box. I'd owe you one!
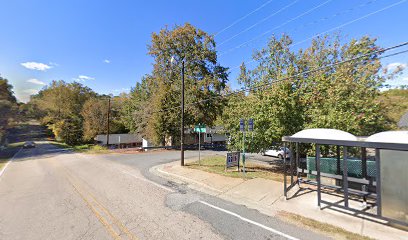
[222,34,390,153]
[82,97,126,142]
[32,80,96,144]
[0,76,17,145]
[122,23,229,145]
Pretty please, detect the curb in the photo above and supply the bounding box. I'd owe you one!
[153,165,223,194]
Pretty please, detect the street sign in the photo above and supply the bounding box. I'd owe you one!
[248,118,254,132]
[226,152,240,169]
[194,124,206,133]
[239,119,245,132]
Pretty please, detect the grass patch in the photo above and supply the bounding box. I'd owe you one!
[0,142,24,170]
[186,156,284,182]
[278,211,374,240]
[50,142,109,154]
[7,142,25,148]
[0,161,6,170]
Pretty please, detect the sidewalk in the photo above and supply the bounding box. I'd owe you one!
[151,159,408,240]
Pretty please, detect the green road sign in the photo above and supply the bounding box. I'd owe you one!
[194,124,206,133]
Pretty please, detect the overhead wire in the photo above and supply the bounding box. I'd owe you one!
[150,41,408,114]
[215,0,275,37]
[227,0,408,71]
[219,0,375,56]
[218,0,300,47]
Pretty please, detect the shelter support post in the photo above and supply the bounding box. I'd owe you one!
[290,143,294,184]
[375,149,382,216]
[296,142,300,185]
[362,147,367,179]
[361,147,367,204]
[316,144,321,208]
[336,146,341,175]
[284,142,287,199]
[343,146,349,208]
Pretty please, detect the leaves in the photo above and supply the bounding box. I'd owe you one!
[221,34,390,153]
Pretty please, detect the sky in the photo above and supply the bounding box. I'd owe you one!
[0,0,407,102]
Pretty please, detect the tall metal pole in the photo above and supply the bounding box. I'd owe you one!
[181,60,185,166]
[198,130,201,166]
[107,98,111,146]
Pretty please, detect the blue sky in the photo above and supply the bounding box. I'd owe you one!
[0,0,407,102]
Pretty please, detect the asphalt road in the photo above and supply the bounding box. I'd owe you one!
[0,142,328,240]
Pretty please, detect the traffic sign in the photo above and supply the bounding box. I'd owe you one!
[248,118,254,132]
[239,119,245,132]
[194,124,206,133]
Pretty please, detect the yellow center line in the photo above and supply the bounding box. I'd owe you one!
[55,162,138,240]
[64,172,121,240]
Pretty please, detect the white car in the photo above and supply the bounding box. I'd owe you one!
[262,147,290,159]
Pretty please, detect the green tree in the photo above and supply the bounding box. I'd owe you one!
[123,23,229,145]
[32,80,96,144]
[222,34,390,153]
[0,76,18,144]
[81,97,127,142]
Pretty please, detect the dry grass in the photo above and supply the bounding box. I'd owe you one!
[278,211,374,240]
[186,155,285,182]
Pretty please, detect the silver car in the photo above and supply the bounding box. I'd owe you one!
[23,141,36,148]
[261,147,290,159]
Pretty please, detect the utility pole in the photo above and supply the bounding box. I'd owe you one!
[106,97,111,146]
[181,60,185,166]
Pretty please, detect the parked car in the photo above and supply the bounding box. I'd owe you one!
[23,141,36,148]
[261,147,290,159]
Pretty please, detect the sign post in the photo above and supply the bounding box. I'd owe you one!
[194,124,206,165]
[239,118,254,176]
[239,119,246,174]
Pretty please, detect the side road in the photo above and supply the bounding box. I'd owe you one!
[151,159,408,240]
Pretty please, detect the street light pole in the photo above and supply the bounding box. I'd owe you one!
[180,60,185,166]
[106,97,111,146]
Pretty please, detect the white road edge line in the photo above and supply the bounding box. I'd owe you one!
[0,148,23,179]
[156,168,223,193]
[122,170,175,193]
[199,200,300,240]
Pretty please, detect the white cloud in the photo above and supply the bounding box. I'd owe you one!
[23,89,40,95]
[21,62,52,71]
[113,88,130,93]
[386,62,407,72]
[73,75,95,81]
[104,59,111,64]
[27,78,46,85]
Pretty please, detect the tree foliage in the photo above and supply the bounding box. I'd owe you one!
[222,34,390,152]
[121,23,228,145]
[32,80,97,144]
[0,76,18,144]
[82,96,126,142]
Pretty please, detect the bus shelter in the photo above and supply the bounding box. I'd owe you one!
[282,129,408,226]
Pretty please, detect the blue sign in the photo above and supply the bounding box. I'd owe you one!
[226,152,240,168]
[248,118,254,132]
[240,119,245,132]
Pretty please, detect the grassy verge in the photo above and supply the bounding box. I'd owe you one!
[0,142,24,170]
[278,211,373,240]
[186,156,284,182]
[50,142,109,154]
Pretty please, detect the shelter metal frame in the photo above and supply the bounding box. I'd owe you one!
[282,136,408,227]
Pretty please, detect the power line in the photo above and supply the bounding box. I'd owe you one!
[215,0,275,37]
[290,0,408,48]
[219,0,374,56]
[151,41,408,114]
[228,0,408,71]
[218,0,300,47]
